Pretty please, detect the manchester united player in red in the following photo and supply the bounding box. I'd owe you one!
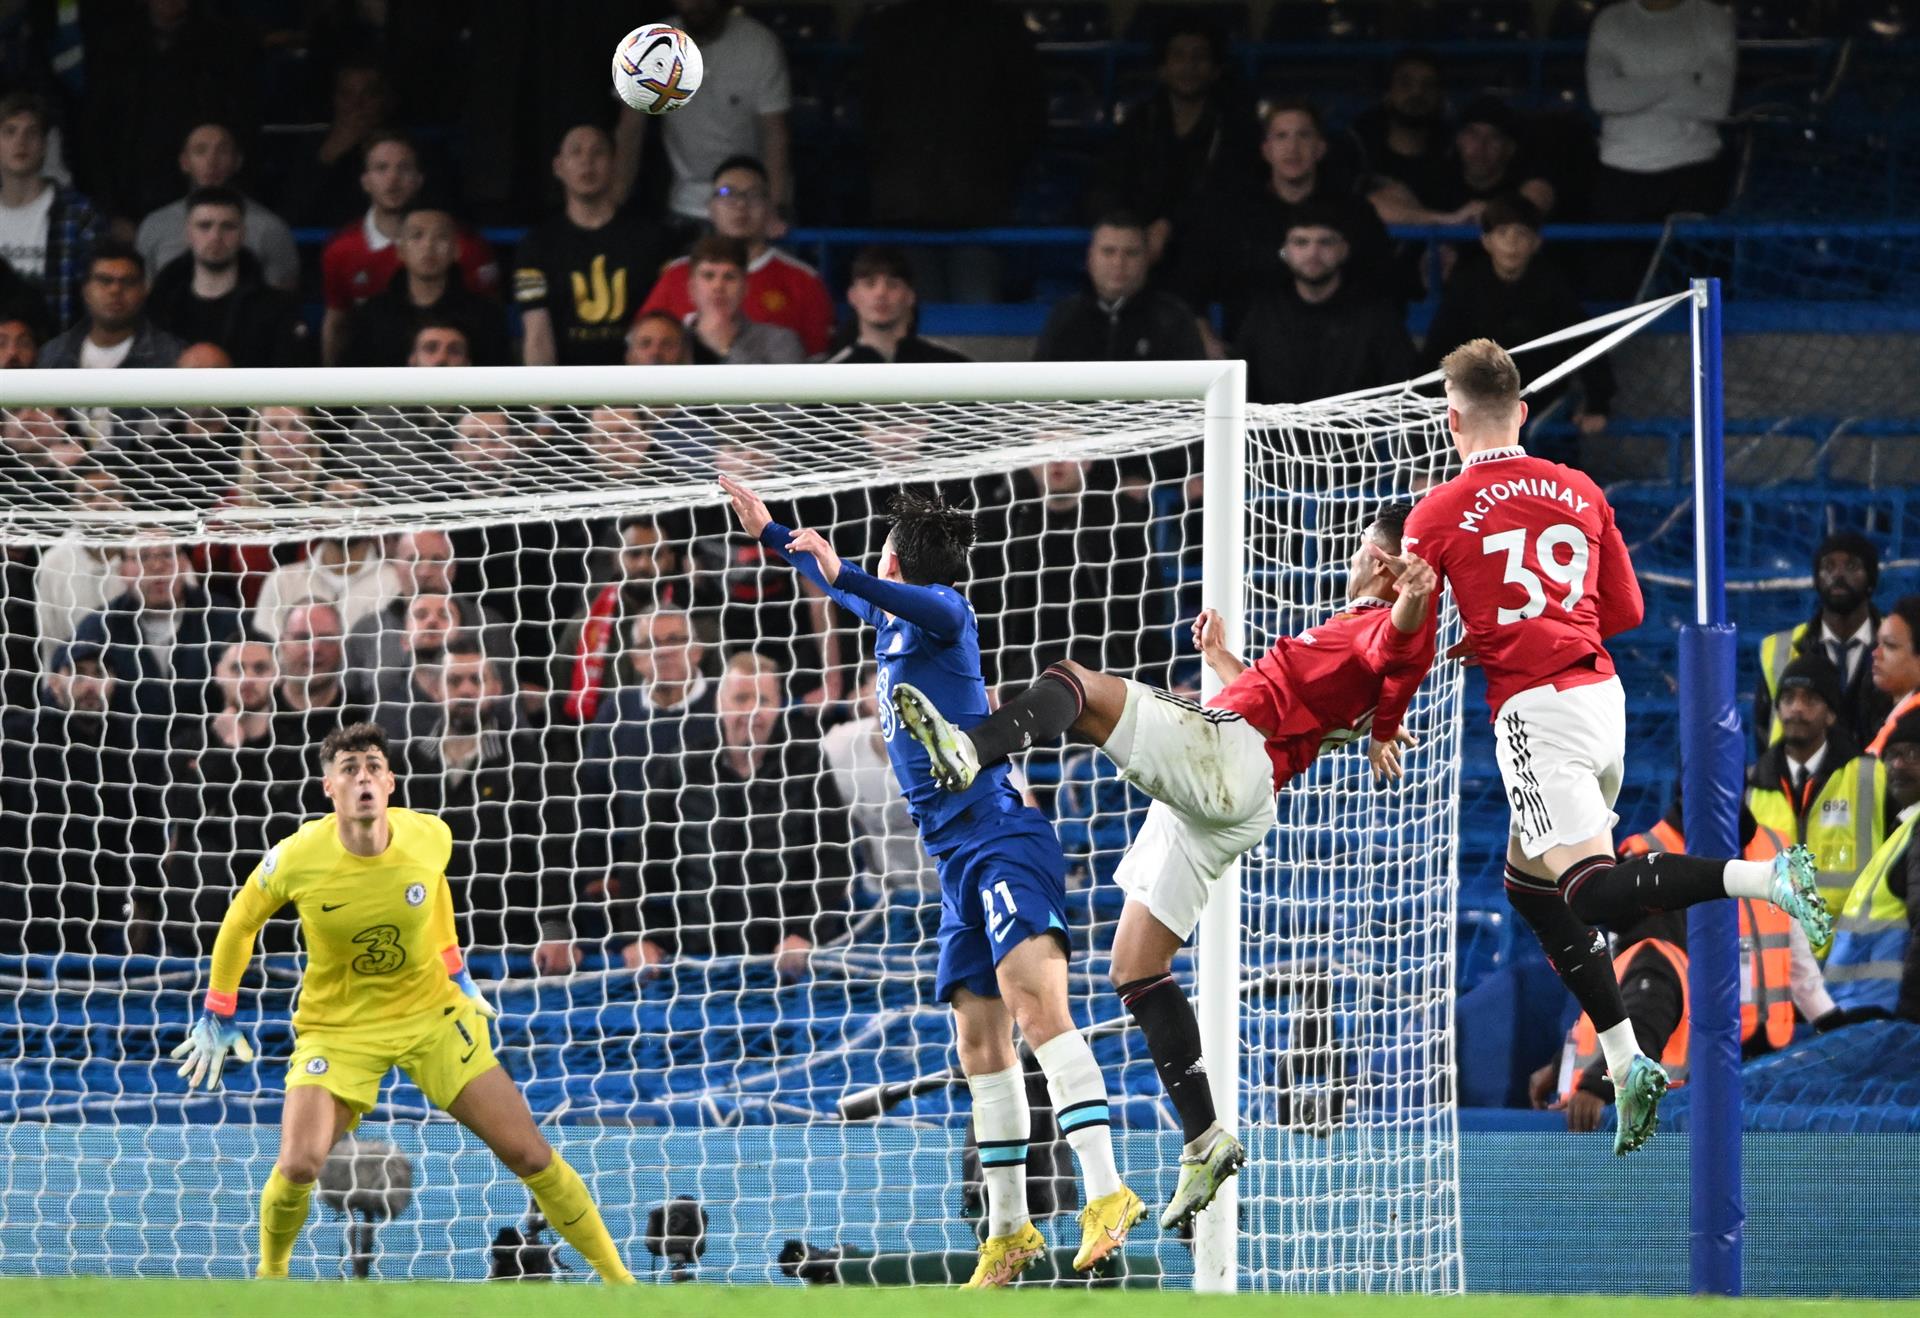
[1391,338,1830,1155]
[892,504,1437,1231]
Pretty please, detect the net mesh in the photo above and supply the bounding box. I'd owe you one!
[0,376,1470,1287]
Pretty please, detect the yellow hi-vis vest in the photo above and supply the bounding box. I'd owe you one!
[1758,623,1814,747]
[1825,812,1920,1014]
[1747,753,1885,921]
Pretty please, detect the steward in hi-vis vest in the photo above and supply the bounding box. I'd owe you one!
[1753,531,1886,755]
[1825,709,1920,1018]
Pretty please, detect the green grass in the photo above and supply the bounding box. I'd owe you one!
[3,1281,1918,1318]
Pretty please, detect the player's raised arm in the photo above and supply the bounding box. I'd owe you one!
[718,474,887,628]
[169,852,284,1091]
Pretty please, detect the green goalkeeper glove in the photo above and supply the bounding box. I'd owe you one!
[169,1012,256,1092]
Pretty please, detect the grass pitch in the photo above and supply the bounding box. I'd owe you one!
[4,1281,1917,1318]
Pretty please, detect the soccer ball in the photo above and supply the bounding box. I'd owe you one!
[612,24,704,115]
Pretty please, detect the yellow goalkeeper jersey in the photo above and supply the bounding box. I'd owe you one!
[207,808,466,1032]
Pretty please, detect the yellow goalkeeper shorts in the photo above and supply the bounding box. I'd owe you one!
[285,998,498,1121]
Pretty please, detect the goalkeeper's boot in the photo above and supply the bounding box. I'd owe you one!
[892,681,980,792]
[1770,843,1833,957]
[1073,1184,1147,1272]
[1159,1124,1246,1231]
[1611,1054,1670,1156]
[962,1221,1045,1289]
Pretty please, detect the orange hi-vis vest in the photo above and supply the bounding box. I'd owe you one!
[1868,690,1920,756]
[1565,939,1691,1101]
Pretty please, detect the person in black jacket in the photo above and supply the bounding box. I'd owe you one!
[1033,214,1205,363]
[146,186,312,367]
[826,245,969,364]
[640,651,851,972]
[345,202,507,366]
[1235,204,1416,405]
[1422,195,1611,432]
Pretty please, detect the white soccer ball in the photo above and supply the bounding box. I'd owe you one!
[612,24,704,115]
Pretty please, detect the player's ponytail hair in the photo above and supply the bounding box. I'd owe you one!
[887,487,976,586]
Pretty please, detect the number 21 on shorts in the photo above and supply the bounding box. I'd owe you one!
[982,880,1019,944]
[1483,524,1589,624]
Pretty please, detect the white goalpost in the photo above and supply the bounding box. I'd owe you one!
[0,302,1696,1288]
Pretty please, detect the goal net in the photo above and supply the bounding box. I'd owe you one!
[0,320,1669,1288]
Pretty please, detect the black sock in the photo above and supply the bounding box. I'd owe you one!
[966,664,1085,767]
[1561,852,1727,929]
[1117,973,1215,1143]
[1504,864,1627,1034]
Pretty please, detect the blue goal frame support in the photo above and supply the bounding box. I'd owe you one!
[1680,277,1743,1296]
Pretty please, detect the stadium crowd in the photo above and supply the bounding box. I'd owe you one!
[3,0,1916,1126]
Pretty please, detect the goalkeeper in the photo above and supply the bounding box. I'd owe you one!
[719,476,1142,1289]
[169,722,633,1284]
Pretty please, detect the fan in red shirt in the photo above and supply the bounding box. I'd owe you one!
[1393,337,1829,1155]
[318,132,498,366]
[890,506,1436,1224]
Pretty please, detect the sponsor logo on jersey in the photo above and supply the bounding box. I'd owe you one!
[406,883,427,907]
[306,1057,329,1075]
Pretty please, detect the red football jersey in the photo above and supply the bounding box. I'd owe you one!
[641,246,833,356]
[1401,445,1643,718]
[322,213,500,311]
[1208,598,1436,790]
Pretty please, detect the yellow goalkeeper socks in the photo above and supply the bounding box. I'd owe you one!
[256,1168,313,1279]
[522,1152,635,1284]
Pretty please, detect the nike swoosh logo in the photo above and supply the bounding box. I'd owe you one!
[563,1211,588,1227]
[321,903,348,911]
[460,1046,478,1064]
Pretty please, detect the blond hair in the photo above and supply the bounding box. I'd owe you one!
[1439,339,1523,419]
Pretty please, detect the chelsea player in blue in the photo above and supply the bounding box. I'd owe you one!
[719,476,1142,1287]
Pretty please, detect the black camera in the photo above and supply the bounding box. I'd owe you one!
[489,1208,568,1281]
[645,1196,709,1282]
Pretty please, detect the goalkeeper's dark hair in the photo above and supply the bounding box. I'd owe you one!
[1369,503,1415,552]
[887,488,975,586]
[319,720,391,769]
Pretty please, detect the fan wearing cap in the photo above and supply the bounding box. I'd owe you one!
[1819,708,1920,1025]
[1234,202,1416,405]
[1754,532,1892,756]
[1368,95,1555,227]
[1746,654,1887,920]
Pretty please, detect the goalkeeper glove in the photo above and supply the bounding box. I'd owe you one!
[452,967,498,1020]
[169,1012,256,1092]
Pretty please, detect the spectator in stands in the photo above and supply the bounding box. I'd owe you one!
[1034,215,1206,363]
[1352,50,1453,211]
[33,464,124,665]
[626,310,690,366]
[321,133,499,366]
[37,243,186,369]
[565,604,718,973]
[642,649,850,973]
[1867,596,1920,756]
[1747,655,1884,918]
[135,122,298,292]
[1,638,165,954]
[72,538,236,741]
[1422,196,1611,432]
[79,0,256,223]
[345,589,456,709]
[859,0,1042,302]
[639,156,831,357]
[280,56,394,229]
[1,405,89,506]
[383,630,561,954]
[408,318,470,367]
[446,408,527,496]
[614,0,793,234]
[1821,710,1920,1025]
[680,235,804,366]
[518,124,668,367]
[345,203,508,367]
[146,187,312,368]
[579,407,683,487]
[0,305,42,366]
[1370,97,1556,225]
[0,90,100,329]
[556,523,699,723]
[1235,206,1417,405]
[344,527,501,701]
[1175,100,1395,341]
[272,601,363,794]
[1754,532,1890,756]
[826,245,968,365]
[252,531,390,641]
[1586,0,1737,223]
[1086,17,1257,270]
[823,667,938,900]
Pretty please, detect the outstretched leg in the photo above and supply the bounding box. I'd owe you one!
[447,1067,634,1283]
[895,661,1129,792]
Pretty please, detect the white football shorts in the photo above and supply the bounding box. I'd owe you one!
[1493,675,1627,859]
[1105,681,1277,941]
